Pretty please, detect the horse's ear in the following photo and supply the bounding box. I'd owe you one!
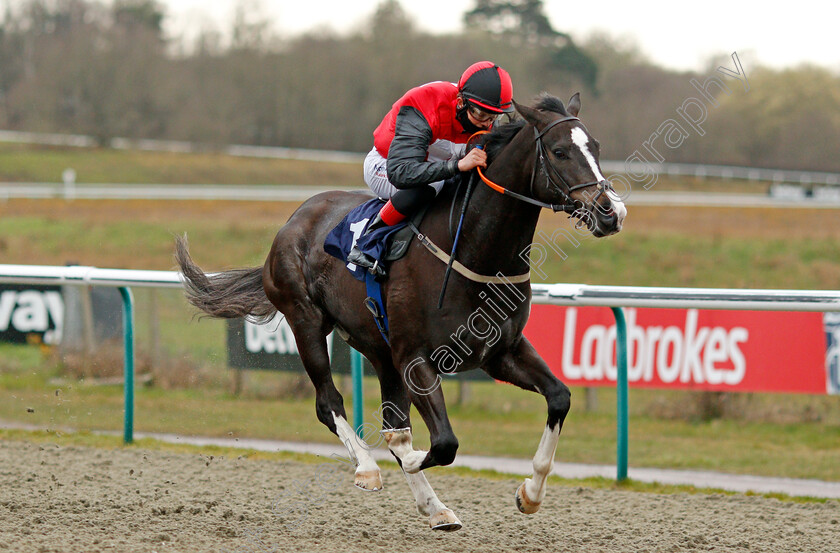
[568,93,581,117]
[514,99,546,127]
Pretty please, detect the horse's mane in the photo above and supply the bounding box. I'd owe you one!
[481,93,568,161]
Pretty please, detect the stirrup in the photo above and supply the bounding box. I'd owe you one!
[348,248,387,279]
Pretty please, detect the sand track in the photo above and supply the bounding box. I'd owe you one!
[1,439,838,552]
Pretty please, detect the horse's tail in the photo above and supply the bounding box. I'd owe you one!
[175,234,278,323]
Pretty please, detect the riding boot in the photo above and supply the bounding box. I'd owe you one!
[346,205,403,278]
[347,247,387,278]
[363,212,388,236]
[347,187,434,278]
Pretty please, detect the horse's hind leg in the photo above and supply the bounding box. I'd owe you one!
[279,303,382,491]
[374,362,461,531]
[332,409,383,492]
[484,337,571,515]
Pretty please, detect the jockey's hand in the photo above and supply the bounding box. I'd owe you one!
[457,148,487,172]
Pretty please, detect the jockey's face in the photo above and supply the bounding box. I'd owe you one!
[457,96,497,130]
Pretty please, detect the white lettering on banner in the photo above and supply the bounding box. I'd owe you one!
[42,292,64,345]
[561,308,582,379]
[0,292,16,331]
[561,308,749,386]
[824,313,840,395]
[244,314,334,357]
[245,316,297,354]
[12,291,48,332]
[657,326,683,384]
[0,290,63,344]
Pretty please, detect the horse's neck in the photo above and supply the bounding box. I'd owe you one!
[449,125,543,275]
[456,174,542,277]
[423,126,543,276]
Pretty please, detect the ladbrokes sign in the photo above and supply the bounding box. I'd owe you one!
[525,305,837,395]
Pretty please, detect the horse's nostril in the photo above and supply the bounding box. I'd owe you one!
[597,208,615,221]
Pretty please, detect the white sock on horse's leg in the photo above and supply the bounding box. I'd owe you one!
[517,422,561,514]
[332,413,383,491]
[382,427,427,474]
[402,469,447,516]
[406,469,461,530]
[383,427,461,530]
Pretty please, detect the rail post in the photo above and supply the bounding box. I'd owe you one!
[611,307,629,481]
[119,287,135,444]
[350,348,364,435]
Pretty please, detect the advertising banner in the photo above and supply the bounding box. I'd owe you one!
[524,305,834,395]
[0,285,63,345]
[227,314,363,374]
[227,314,487,379]
[226,305,837,395]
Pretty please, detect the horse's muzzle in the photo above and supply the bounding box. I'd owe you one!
[589,199,624,237]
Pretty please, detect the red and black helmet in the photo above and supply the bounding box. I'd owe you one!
[458,61,514,114]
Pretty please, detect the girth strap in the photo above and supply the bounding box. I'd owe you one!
[363,271,390,345]
[408,222,530,285]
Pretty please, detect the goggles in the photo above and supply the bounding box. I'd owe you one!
[466,102,500,123]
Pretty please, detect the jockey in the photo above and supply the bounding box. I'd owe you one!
[347,61,514,274]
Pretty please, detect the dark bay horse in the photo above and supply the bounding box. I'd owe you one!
[176,94,627,531]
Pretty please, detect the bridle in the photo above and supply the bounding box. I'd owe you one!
[475,115,615,219]
[437,114,614,297]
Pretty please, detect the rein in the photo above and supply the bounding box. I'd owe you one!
[473,116,614,218]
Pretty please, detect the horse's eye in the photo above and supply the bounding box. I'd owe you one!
[553,149,569,160]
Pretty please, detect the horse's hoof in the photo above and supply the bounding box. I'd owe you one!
[354,470,383,492]
[429,509,462,531]
[515,482,541,514]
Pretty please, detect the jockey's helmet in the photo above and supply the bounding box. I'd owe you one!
[458,61,515,114]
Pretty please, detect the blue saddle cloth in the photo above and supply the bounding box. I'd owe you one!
[324,198,409,281]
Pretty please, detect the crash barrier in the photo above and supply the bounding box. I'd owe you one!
[3,264,840,481]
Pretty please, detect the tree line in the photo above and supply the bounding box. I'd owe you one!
[1,0,839,172]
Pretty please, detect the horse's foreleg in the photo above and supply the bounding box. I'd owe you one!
[484,338,571,515]
[381,427,426,473]
[403,463,462,531]
[378,361,461,531]
[515,421,562,514]
[385,356,459,473]
[383,428,462,531]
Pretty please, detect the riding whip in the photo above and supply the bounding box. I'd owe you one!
[437,161,479,309]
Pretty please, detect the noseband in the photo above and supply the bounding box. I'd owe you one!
[476,116,615,217]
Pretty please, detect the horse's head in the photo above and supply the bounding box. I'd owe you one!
[514,94,627,237]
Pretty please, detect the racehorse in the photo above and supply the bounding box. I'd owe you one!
[175,93,627,531]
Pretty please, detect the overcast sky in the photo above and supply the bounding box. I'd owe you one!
[157,0,840,72]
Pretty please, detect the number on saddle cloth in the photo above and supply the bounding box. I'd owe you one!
[324,198,407,345]
[323,198,409,281]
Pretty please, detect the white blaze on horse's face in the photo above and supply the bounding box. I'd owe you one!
[570,126,627,232]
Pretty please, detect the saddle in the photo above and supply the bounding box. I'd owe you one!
[383,207,429,262]
[324,199,431,346]
[323,199,429,281]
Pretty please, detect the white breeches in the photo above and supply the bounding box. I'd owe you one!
[363,140,465,200]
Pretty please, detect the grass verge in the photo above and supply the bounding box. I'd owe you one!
[1,343,838,482]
